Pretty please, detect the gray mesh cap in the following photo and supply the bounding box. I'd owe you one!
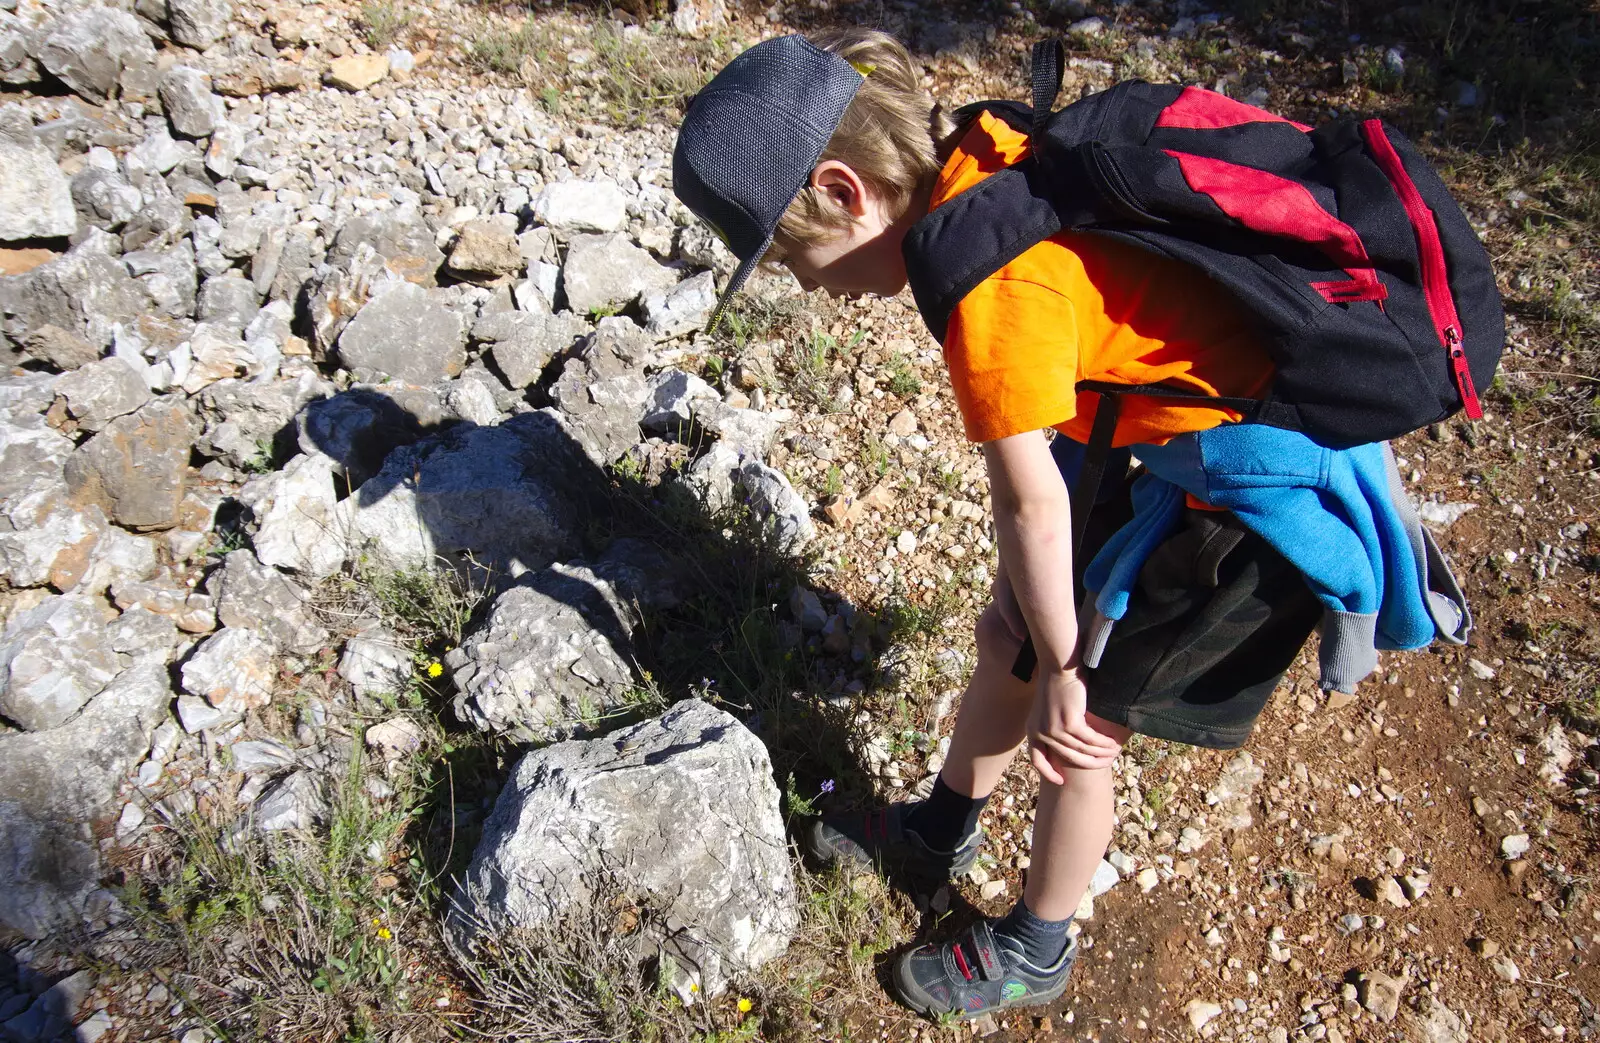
[673,35,864,332]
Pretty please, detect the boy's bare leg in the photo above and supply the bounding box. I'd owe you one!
[938,602,1132,921]
[1024,714,1129,921]
[936,604,1036,799]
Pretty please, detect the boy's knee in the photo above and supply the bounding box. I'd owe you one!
[974,603,1025,663]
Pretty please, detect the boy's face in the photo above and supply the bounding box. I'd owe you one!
[770,227,908,300]
[767,160,913,300]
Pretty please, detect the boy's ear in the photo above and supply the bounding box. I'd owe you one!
[811,160,870,217]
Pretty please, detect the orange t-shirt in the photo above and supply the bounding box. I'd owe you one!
[933,111,1275,447]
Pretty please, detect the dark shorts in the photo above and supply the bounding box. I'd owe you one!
[1066,466,1323,750]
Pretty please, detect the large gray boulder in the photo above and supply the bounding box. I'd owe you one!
[0,16,42,88]
[473,309,590,390]
[561,233,680,315]
[329,208,444,288]
[0,369,60,419]
[0,594,121,732]
[547,324,652,467]
[70,163,143,230]
[533,178,629,234]
[194,370,329,470]
[642,270,716,341]
[338,627,412,703]
[0,229,150,350]
[347,409,598,573]
[452,700,797,996]
[446,219,523,280]
[64,397,196,531]
[250,453,346,579]
[180,625,274,711]
[19,325,99,371]
[684,444,815,553]
[0,138,75,240]
[0,485,109,590]
[210,549,328,654]
[0,662,171,938]
[157,65,223,138]
[36,6,157,104]
[295,386,434,488]
[167,0,231,48]
[124,240,199,318]
[53,356,150,432]
[196,271,260,329]
[336,282,466,384]
[0,412,74,506]
[448,562,638,738]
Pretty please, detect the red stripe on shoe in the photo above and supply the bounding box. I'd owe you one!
[953,944,975,982]
[1154,86,1313,133]
[1164,149,1387,305]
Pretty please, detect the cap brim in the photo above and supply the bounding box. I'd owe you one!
[703,231,774,336]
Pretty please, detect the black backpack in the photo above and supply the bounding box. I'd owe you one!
[902,43,1504,680]
[902,41,1505,450]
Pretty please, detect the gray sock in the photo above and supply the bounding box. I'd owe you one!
[993,899,1072,966]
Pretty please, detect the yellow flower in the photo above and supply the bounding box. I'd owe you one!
[377,927,392,940]
[736,997,752,1014]
[426,662,443,678]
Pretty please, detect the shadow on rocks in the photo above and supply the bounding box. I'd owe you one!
[288,382,891,894]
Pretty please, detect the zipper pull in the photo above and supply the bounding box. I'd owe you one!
[1445,326,1483,420]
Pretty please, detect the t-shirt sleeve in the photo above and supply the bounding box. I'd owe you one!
[942,276,1080,443]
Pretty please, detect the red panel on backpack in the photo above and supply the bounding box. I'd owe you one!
[1164,149,1387,304]
[1154,86,1313,133]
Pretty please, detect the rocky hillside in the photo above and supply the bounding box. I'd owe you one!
[0,0,1596,1040]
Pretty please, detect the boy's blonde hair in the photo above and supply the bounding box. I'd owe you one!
[776,29,958,247]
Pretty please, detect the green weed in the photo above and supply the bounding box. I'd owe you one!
[587,22,733,128]
[240,438,277,476]
[357,0,415,50]
[860,434,891,478]
[466,19,545,75]
[715,294,806,353]
[122,737,438,1039]
[349,554,487,650]
[885,352,920,398]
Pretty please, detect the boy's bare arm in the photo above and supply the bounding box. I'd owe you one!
[984,431,1079,669]
[984,431,1122,776]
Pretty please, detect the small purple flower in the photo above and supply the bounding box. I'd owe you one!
[819,778,836,794]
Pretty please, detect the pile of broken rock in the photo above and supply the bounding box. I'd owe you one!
[0,0,802,1026]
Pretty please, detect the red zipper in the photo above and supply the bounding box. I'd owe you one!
[1360,119,1482,420]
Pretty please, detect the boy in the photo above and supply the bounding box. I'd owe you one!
[672,29,1457,1019]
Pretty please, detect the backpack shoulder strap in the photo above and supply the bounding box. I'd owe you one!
[903,159,1063,343]
[904,53,1174,343]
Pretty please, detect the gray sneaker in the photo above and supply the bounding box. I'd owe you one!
[801,802,984,882]
[893,918,1079,1019]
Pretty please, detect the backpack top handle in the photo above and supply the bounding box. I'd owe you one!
[1030,39,1067,137]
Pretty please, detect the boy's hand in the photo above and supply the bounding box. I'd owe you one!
[1029,667,1122,780]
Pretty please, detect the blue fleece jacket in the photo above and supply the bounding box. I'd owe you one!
[1073,424,1471,692]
